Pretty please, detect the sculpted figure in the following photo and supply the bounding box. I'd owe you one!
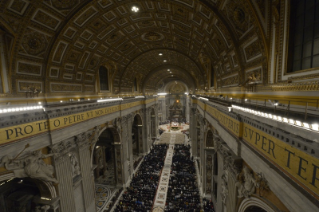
[0,150,58,183]
[235,166,259,198]
[221,175,228,204]
[70,153,81,177]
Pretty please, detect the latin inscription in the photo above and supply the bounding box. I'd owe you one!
[243,123,319,194]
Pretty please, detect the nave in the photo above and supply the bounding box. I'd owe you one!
[112,132,215,212]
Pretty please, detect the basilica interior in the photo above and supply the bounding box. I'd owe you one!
[0,0,319,211]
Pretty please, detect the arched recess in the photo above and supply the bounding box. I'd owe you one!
[92,127,121,186]
[150,108,157,140]
[132,114,143,169]
[0,177,57,211]
[206,130,214,148]
[238,197,276,212]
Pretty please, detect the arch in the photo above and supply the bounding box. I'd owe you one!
[161,80,190,94]
[91,126,121,183]
[0,177,57,211]
[150,107,157,139]
[206,130,214,148]
[132,113,144,168]
[141,64,197,94]
[238,197,276,212]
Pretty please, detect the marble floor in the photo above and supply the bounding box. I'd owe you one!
[95,161,118,212]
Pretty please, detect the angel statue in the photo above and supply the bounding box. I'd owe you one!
[0,150,59,183]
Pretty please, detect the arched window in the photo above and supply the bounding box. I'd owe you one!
[288,0,319,72]
[99,66,109,91]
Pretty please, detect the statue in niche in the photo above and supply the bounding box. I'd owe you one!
[235,166,259,198]
[70,153,80,177]
[0,150,58,183]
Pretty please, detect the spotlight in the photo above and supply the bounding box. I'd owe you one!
[131,6,139,12]
[159,53,163,56]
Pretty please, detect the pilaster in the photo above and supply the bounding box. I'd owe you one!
[75,132,96,212]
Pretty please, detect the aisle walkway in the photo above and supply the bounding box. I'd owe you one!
[152,133,176,211]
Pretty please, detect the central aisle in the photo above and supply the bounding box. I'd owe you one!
[152,133,176,211]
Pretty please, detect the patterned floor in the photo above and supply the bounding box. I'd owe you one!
[95,184,112,211]
[95,160,117,212]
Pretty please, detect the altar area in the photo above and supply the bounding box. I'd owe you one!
[168,122,183,131]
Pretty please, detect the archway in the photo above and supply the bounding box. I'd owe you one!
[92,127,122,211]
[0,178,55,212]
[151,108,157,140]
[132,114,143,169]
[238,197,276,212]
[206,130,214,148]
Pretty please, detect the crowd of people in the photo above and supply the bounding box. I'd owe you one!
[114,144,168,212]
[165,145,202,212]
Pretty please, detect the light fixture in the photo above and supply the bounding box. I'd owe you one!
[303,123,310,128]
[131,6,139,12]
[78,99,80,101]
[245,99,248,101]
[88,98,90,100]
[38,102,41,105]
[171,75,173,77]
[312,123,319,131]
[97,98,123,102]
[163,60,167,62]
[159,53,163,56]
[198,97,208,101]
[295,120,302,126]
[60,100,63,103]
[289,119,295,124]
[167,69,170,71]
[157,93,167,95]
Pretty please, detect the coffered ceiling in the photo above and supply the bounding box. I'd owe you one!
[0,0,268,95]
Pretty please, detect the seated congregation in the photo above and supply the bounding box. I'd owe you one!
[114,144,168,211]
[113,142,215,212]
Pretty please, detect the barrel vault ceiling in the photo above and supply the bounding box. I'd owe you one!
[0,0,268,96]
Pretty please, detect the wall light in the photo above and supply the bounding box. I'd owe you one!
[157,93,167,96]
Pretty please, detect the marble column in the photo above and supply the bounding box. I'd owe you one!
[76,133,96,212]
